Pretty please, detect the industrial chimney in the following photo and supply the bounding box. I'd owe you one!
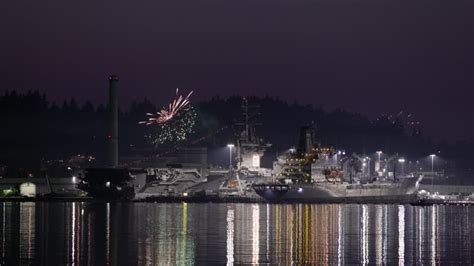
[108,75,119,167]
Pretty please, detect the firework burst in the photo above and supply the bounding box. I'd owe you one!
[140,89,196,144]
[139,88,193,126]
[146,105,197,145]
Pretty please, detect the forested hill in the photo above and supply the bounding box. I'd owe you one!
[0,91,472,177]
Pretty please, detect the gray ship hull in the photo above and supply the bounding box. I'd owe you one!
[254,178,420,204]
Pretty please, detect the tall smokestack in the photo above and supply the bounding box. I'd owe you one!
[108,75,119,167]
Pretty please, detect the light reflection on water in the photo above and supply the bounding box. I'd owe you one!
[0,202,472,265]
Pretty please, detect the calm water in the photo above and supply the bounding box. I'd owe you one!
[0,202,472,265]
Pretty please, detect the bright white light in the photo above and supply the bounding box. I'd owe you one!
[105,181,110,187]
[183,192,188,197]
[297,187,303,193]
[227,144,234,169]
[72,176,77,183]
[252,154,260,168]
[398,158,405,163]
[430,154,436,158]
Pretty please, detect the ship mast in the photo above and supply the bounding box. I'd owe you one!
[235,98,270,170]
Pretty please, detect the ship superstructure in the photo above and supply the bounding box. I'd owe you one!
[272,125,343,184]
[235,98,272,171]
[255,126,423,203]
[213,98,273,198]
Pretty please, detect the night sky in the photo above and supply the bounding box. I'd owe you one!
[1,0,472,141]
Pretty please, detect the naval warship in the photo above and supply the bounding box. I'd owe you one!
[254,126,423,203]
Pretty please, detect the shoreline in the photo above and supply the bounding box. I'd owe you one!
[0,195,473,206]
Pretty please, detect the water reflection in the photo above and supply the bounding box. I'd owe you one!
[361,205,368,264]
[20,202,35,262]
[431,205,437,265]
[251,204,259,265]
[0,202,472,264]
[398,205,405,266]
[226,207,234,266]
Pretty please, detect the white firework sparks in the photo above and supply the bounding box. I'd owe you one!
[146,105,197,145]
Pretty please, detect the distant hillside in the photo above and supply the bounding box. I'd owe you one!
[0,91,472,181]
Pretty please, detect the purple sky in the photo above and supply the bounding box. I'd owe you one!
[1,0,473,141]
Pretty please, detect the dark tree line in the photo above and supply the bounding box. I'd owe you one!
[0,90,472,181]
